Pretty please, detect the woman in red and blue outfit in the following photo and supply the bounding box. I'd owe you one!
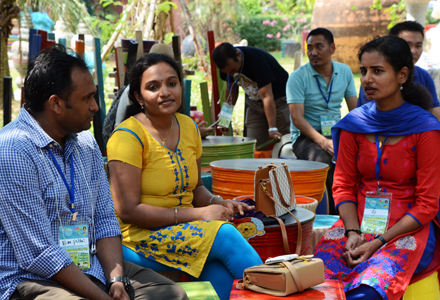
[314,35,440,300]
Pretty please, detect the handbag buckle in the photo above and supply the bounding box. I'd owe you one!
[260,180,267,192]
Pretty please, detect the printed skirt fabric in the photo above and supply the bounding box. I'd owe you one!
[314,224,428,300]
[123,220,224,278]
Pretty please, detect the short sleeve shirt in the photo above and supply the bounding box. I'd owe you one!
[219,46,289,101]
[286,61,357,144]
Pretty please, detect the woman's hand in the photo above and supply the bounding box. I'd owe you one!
[198,204,235,222]
[344,233,365,252]
[344,239,382,268]
[220,199,254,217]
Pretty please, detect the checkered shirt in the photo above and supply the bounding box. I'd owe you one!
[0,108,122,299]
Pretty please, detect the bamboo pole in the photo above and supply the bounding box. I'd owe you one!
[100,0,136,63]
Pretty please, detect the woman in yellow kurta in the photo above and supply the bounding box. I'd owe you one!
[107,53,262,300]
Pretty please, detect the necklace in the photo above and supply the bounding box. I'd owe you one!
[145,115,174,145]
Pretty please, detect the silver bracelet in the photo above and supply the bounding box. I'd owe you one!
[268,127,278,133]
[209,195,220,205]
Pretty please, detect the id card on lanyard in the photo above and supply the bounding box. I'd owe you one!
[58,216,91,269]
[47,146,91,269]
[218,102,234,128]
[360,134,392,234]
[320,114,337,137]
[218,49,244,129]
[316,77,336,136]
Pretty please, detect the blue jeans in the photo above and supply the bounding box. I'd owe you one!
[122,223,262,300]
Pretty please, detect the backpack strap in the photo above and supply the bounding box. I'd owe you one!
[112,128,144,149]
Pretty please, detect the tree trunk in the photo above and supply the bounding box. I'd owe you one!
[0,35,9,110]
[153,0,168,41]
[178,0,210,78]
[169,6,175,34]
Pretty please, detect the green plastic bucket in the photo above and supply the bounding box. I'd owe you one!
[201,136,256,167]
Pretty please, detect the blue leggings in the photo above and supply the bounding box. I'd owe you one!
[346,285,382,300]
[122,223,263,300]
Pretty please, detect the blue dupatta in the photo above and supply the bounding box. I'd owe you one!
[332,101,440,160]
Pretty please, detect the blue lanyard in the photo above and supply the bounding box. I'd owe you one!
[315,77,334,111]
[227,49,244,103]
[375,134,389,194]
[47,147,75,214]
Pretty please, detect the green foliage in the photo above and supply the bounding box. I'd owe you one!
[369,0,406,30]
[289,0,315,14]
[157,1,178,14]
[384,0,406,29]
[18,0,97,36]
[90,0,128,43]
[234,14,310,51]
[370,0,383,10]
[237,0,263,15]
[273,0,296,14]
[426,9,440,25]
[164,32,174,45]
[101,0,123,8]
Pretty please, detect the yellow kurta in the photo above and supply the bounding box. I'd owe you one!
[107,113,223,277]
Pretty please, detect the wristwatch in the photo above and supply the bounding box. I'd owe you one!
[107,276,131,290]
[374,234,387,246]
[268,127,279,133]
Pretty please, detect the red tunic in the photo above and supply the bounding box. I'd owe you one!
[314,130,440,300]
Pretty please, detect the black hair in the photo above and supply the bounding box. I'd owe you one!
[125,53,183,119]
[389,21,425,39]
[307,28,334,45]
[212,42,238,69]
[24,44,89,112]
[358,36,432,110]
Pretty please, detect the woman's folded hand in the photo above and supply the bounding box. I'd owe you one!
[344,239,382,268]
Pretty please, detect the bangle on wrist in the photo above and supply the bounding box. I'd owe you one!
[268,127,278,133]
[174,207,178,225]
[374,234,387,245]
[344,229,361,238]
[209,195,222,205]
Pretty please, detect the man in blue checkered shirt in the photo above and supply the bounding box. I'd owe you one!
[0,45,188,300]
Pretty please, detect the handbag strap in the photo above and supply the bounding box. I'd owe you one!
[262,188,302,255]
[271,164,295,207]
[236,279,244,290]
[269,216,291,254]
[281,261,304,292]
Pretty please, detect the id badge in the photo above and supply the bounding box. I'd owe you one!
[320,114,337,137]
[218,102,234,128]
[360,191,392,235]
[58,217,91,270]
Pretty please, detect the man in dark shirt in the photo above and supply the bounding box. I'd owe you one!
[357,21,440,120]
[212,43,290,147]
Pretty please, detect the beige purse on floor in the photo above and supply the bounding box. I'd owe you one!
[236,255,325,296]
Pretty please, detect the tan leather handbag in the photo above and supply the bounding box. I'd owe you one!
[254,162,301,255]
[236,255,325,296]
[254,162,296,217]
